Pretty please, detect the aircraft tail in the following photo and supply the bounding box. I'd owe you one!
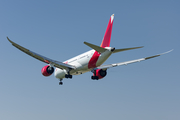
[100,14,114,48]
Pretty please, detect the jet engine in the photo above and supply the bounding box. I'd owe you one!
[91,69,107,80]
[41,65,54,76]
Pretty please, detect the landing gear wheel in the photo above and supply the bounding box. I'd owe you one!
[65,74,73,79]
[91,76,99,80]
[95,76,99,80]
[59,82,63,85]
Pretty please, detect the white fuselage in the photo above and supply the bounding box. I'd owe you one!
[54,48,113,79]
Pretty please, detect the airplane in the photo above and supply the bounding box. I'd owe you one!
[7,14,173,85]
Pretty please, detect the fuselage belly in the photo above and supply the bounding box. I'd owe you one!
[54,49,112,79]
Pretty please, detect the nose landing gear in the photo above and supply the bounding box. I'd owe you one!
[59,79,63,85]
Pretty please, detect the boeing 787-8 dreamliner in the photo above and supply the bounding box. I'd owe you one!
[7,14,172,85]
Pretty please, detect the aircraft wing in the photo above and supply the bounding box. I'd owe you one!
[7,37,76,70]
[95,50,173,70]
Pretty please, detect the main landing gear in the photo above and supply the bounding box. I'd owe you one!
[91,76,99,80]
[65,69,73,79]
[65,74,72,78]
[91,69,99,80]
[59,69,73,85]
[59,74,73,85]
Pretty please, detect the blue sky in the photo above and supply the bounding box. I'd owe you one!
[0,0,179,120]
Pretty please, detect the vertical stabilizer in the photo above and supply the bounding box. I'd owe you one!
[100,14,114,48]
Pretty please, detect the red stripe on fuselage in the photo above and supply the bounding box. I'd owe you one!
[88,51,100,69]
[88,14,114,69]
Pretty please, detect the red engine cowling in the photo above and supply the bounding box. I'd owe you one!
[91,69,107,80]
[41,65,54,76]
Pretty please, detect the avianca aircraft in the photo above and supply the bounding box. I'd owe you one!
[7,14,172,85]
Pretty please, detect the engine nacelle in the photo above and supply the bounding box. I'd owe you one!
[41,65,54,76]
[91,69,107,80]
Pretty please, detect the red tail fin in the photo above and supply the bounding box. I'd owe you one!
[100,14,114,48]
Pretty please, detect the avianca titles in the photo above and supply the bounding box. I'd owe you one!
[7,14,172,85]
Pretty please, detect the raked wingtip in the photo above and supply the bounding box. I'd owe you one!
[161,49,173,55]
[7,37,12,43]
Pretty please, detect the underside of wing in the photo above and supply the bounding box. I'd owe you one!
[7,37,76,70]
[95,50,173,70]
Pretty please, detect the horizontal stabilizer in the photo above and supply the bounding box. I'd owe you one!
[113,46,144,53]
[84,42,107,53]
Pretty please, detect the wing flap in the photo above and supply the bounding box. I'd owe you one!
[7,37,76,70]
